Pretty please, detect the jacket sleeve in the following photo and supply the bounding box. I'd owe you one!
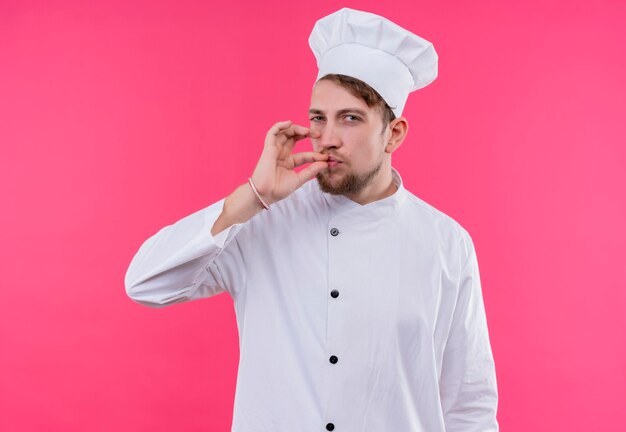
[439,229,499,431]
[124,197,248,307]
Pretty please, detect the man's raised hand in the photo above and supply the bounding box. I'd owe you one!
[249,120,328,206]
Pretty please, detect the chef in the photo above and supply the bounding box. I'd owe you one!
[126,7,499,432]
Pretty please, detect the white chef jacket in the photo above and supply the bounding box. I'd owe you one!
[125,167,499,432]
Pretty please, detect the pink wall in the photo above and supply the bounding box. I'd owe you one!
[2,0,625,430]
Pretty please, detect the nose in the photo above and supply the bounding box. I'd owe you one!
[312,122,341,152]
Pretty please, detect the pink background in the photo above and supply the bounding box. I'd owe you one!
[2,0,625,430]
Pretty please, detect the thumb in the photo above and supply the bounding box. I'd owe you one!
[297,161,328,184]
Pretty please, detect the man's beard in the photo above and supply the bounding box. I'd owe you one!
[316,159,382,196]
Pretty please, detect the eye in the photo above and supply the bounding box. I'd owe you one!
[345,114,361,122]
[309,116,324,122]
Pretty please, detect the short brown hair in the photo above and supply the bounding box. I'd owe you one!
[318,73,396,133]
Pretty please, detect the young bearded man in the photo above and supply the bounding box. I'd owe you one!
[126,8,499,432]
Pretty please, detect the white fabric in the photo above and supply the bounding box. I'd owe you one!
[125,167,499,431]
[309,7,438,117]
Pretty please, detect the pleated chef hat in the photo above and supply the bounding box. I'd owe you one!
[309,7,438,118]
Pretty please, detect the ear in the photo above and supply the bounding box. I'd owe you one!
[385,117,408,154]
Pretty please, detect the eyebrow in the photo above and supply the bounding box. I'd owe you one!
[308,108,368,117]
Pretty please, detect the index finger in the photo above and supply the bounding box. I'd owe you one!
[281,124,310,139]
[268,120,293,136]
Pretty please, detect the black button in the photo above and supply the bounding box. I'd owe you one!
[326,423,335,431]
[330,290,339,298]
[330,228,339,236]
[329,355,338,364]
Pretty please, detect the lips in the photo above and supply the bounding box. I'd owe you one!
[327,156,342,168]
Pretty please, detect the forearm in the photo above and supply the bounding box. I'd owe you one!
[211,181,266,237]
[126,191,251,306]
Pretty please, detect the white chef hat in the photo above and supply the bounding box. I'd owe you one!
[309,7,438,118]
